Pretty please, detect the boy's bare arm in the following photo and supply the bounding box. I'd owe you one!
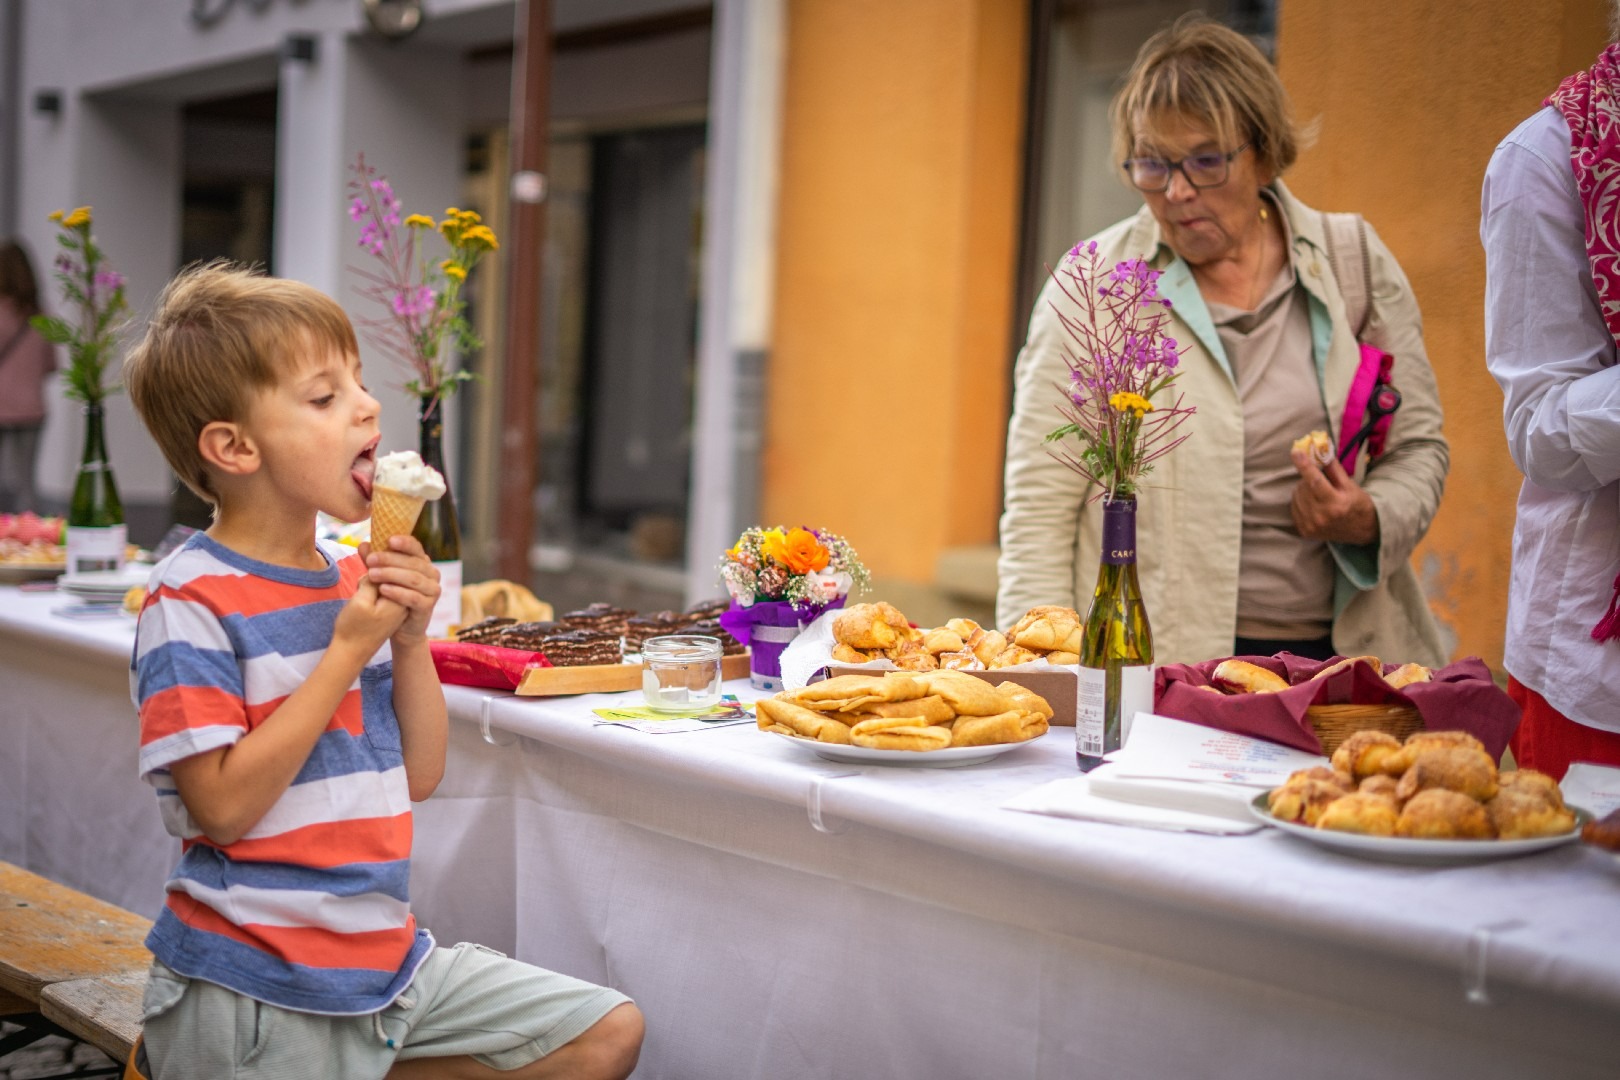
[366,536,448,801]
[168,577,407,845]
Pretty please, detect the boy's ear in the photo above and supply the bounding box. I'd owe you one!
[197,421,259,477]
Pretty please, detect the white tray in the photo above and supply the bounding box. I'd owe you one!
[770,731,1040,768]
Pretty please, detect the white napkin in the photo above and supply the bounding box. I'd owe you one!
[1004,775,1262,835]
[1085,763,1264,824]
[1558,762,1620,817]
[777,609,843,690]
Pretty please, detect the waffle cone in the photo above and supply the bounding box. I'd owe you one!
[369,487,426,550]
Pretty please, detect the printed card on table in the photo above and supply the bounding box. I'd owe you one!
[1104,712,1329,787]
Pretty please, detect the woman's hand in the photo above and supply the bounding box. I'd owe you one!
[361,537,442,646]
[1290,450,1380,546]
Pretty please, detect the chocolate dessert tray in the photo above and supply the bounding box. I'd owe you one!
[516,652,751,697]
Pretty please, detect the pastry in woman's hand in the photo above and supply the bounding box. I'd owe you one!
[756,698,853,744]
[1211,659,1290,694]
[1291,429,1334,467]
[1581,808,1620,850]
[1395,788,1494,839]
[949,710,1048,747]
[849,716,952,751]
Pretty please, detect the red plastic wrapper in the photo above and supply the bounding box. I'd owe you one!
[1153,654,1521,760]
[429,640,550,690]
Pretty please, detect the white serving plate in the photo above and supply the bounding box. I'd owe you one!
[58,566,153,599]
[770,731,1040,768]
[1249,792,1589,865]
[0,562,64,583]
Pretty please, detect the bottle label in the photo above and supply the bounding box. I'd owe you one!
[1076,666,1107,756]
[428,559,463,639]
[1118,664,1156,747]
[66,524,127,574]
[1102,497,1137,565]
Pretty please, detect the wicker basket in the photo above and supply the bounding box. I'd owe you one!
[1307,703,1422,755]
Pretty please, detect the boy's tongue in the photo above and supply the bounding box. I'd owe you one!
[352,454,375,500]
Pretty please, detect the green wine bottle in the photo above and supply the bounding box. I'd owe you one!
[1076,493,1154,771]
[66,403,126,574]
[412,403,462,637]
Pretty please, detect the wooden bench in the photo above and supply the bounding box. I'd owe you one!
[0,860,152,1068]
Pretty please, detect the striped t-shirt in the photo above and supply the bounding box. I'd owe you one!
[131,533,432,1014]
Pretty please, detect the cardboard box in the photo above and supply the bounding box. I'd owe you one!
[827,664,1078,727]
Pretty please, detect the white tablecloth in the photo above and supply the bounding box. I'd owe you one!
[3,585,1618,1079]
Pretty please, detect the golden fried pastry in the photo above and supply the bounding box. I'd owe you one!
[1268,779,1347,826]
[994,681,1054,720]
[848,716,952,751]
[1498,769,1566,809]
[1395,745,1499,803]
[1285,765,1355,793]
[461,579,554,625]
[988,645,1041,669]
[1291,429,1334,467]
[1009,605,1083,653]
[938,649,985,671]
[846,694,955,725]
[921,627,965,655]
[1047,650,1081,666]
[902,669,1007,715]
[1395,789,1494,839]
[756,698,853,744]
[1383,662,1432,690]
[832,603,907,650]
[1383,730,1488,775]
[968,629,1009,665]
[1330,730,1404,779]
[831,642,880,665]
[1486,788,1577,839]
[1581,808,1620,851]
[1211,659,1290,694]
[1357,775,1401,804]
[889,650,939,672]
[950,710,1049,747]
[945,618,981,639]
[788,673,925,712]
[1310,655,1382,681]
[1316,793,1400,836]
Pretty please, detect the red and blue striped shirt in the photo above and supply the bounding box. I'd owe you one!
[131,533,432,1014]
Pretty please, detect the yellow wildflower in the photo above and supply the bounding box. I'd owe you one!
[456,209,482,225]
[440,261,467,282]
[48,209,64,222]
[404,213,435,229]
[464,225,499,250]
[1108,391,1153,418]
[62,206,91,229]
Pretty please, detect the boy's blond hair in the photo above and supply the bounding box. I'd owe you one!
[125,262,358,504]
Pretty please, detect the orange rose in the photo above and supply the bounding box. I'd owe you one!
[766,527,829,575]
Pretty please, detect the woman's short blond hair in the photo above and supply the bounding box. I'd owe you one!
[1110,14,1307,180]
[124,262,359,505]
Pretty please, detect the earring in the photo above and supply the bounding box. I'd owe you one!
[1259,204,1269,222]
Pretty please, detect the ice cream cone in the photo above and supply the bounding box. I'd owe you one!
[369,486,426,550]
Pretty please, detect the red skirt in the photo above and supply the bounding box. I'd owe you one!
[1506,677,1620,780]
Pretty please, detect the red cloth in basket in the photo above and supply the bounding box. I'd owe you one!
[429,640,550,690]
[1153,654,1520,760]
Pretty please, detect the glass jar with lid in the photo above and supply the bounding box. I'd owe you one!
[641,634,724,711]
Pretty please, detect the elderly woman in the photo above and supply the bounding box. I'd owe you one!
[0,240,56,513]
[997,16,1448,666]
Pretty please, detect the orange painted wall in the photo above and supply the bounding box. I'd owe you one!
[1276,0,1609,667]
[764,0,1027,581]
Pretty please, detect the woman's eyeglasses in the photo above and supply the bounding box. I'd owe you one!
[1122,143,1251,192]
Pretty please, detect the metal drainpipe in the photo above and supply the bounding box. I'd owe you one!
[0,0,21,236]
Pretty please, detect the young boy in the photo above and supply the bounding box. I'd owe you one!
[123,264,643,1080]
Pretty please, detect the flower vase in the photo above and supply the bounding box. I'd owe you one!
[412,400,462,637]
[719,599,825,691]
[65,403,125,574]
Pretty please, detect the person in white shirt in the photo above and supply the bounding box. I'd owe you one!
[1481,32,1620,779]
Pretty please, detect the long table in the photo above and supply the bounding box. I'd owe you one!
[3,584,1618,1079]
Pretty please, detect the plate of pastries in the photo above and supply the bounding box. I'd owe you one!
[831,601,1081,672]
[756,669,1053,767]
[1253,728,1590,863]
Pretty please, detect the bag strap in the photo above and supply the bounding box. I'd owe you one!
[1320,210,1372,339]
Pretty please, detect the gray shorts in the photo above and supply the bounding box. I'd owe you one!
[140,942,632,1079]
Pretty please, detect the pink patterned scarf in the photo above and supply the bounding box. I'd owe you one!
[1547,45,1620,642]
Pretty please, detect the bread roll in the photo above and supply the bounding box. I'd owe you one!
[1211,659,1289,694]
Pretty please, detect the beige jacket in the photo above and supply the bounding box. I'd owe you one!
[996,182,1449,667]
